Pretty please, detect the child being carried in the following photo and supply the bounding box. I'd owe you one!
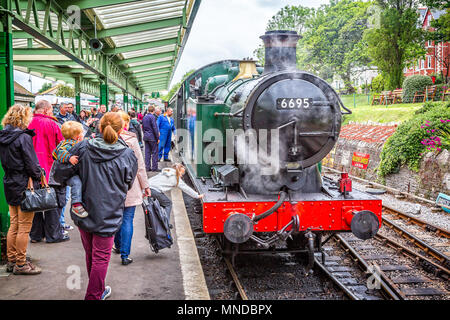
[52,121,88,218]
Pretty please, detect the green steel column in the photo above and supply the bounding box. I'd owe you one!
[75,77,81,114]
[130,96,134,110]
[100,83,109,110]
[123,92,128,111]
[0,0,14,261]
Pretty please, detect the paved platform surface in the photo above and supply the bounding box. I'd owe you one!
[0,164,209,300]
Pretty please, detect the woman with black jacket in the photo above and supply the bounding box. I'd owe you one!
[0,105,43,275]
[55,112,138,300]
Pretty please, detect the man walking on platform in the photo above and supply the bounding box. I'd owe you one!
[142,106,160,171]
[157,107,176,162]
[28,100,69,243]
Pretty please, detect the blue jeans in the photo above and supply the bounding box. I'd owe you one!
[60,176,83,226]
[114,206,136,259]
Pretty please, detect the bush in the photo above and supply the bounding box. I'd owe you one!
[402,75,433,103]
[370,74,385,93]
[378,101,450,178]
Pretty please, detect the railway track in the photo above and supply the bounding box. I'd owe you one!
[317,233,449,300]
[382,205,450,270]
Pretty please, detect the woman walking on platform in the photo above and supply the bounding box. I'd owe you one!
[113,111,151,265]
[57,112,138,300]
[0,105,43,275]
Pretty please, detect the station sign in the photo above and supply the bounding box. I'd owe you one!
[352,152,370,169]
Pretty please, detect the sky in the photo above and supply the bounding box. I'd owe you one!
[170,0,329,86]
[14,0,329,95]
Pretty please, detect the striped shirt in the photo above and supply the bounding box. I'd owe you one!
[52,139,78,163]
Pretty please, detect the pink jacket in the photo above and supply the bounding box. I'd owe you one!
[28,114,64,182]
[120,130,149,207]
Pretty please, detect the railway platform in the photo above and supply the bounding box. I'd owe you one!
[0,171,210,300]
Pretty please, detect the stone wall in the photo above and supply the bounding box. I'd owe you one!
[324,123,450,199]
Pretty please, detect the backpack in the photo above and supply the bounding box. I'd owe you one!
[142,197,173,253]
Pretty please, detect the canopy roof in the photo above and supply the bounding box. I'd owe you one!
[11,0,201,98]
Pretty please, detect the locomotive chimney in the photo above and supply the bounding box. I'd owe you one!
[260,30,301,74]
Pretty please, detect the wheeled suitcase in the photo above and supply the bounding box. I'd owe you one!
[142,197,173,253]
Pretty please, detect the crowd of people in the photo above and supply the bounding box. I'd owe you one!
[0,100,203,300]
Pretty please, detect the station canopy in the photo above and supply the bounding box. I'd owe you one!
[10,0,201,99]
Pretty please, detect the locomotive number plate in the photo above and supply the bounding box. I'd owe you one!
[276,98,313,110]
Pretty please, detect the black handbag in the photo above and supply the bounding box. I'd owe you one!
[20,174,59,213]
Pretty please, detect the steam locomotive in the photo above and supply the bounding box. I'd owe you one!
[170,30,382,270]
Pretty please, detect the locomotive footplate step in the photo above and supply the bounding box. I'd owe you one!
[391,276,431,284]
[401,288,448,296]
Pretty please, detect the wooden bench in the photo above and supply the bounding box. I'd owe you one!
[391,89,403,104]
[413,85,437,103]
[442,87,450,101]
[380,91,392,105]
[371,92,383,105]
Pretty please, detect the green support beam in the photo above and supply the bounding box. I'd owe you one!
[124,61,173,73]
[132,68,171,78]
[13,48,60,55]
[89,17,181,39]
[116,51,174,66]
[9,0,140,98]
[0,0,13,261]
[15,61,79,66]
[123,92,128,111]
[104,38,177,55]
[100,83,109,109]
[75,77,81,114]
[57,0,148,11]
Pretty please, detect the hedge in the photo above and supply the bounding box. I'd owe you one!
[402,75,433,103]
[377,101,450,178]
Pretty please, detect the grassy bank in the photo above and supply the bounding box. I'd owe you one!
[339,94,423,124]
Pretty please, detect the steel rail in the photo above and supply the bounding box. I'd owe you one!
[375,233,450,278]
[334,234,405,300]
[223,257,249,300]
[323,166,450,211]
[382,217,450,266]
[383,205,450,239]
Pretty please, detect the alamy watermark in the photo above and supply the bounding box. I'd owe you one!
[66,265,81,290]
[66,5,81,30]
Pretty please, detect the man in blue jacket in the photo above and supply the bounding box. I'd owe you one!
[157,107,176,162]
[142,106,160,171]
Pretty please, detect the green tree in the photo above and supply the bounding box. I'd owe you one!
[302,0,371,93]
[423,1,450,83]
[364,0,426,90]
[162,69,196,102]
[37,82,52,94]
[253,5,315,66]
[56,85,75,98]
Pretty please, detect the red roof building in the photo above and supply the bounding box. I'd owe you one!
[404,8,449,79]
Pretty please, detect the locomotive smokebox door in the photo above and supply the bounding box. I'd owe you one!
[224,213,254,244]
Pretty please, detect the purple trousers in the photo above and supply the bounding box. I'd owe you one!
[145,140,158,171]
[79,228,114,300]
